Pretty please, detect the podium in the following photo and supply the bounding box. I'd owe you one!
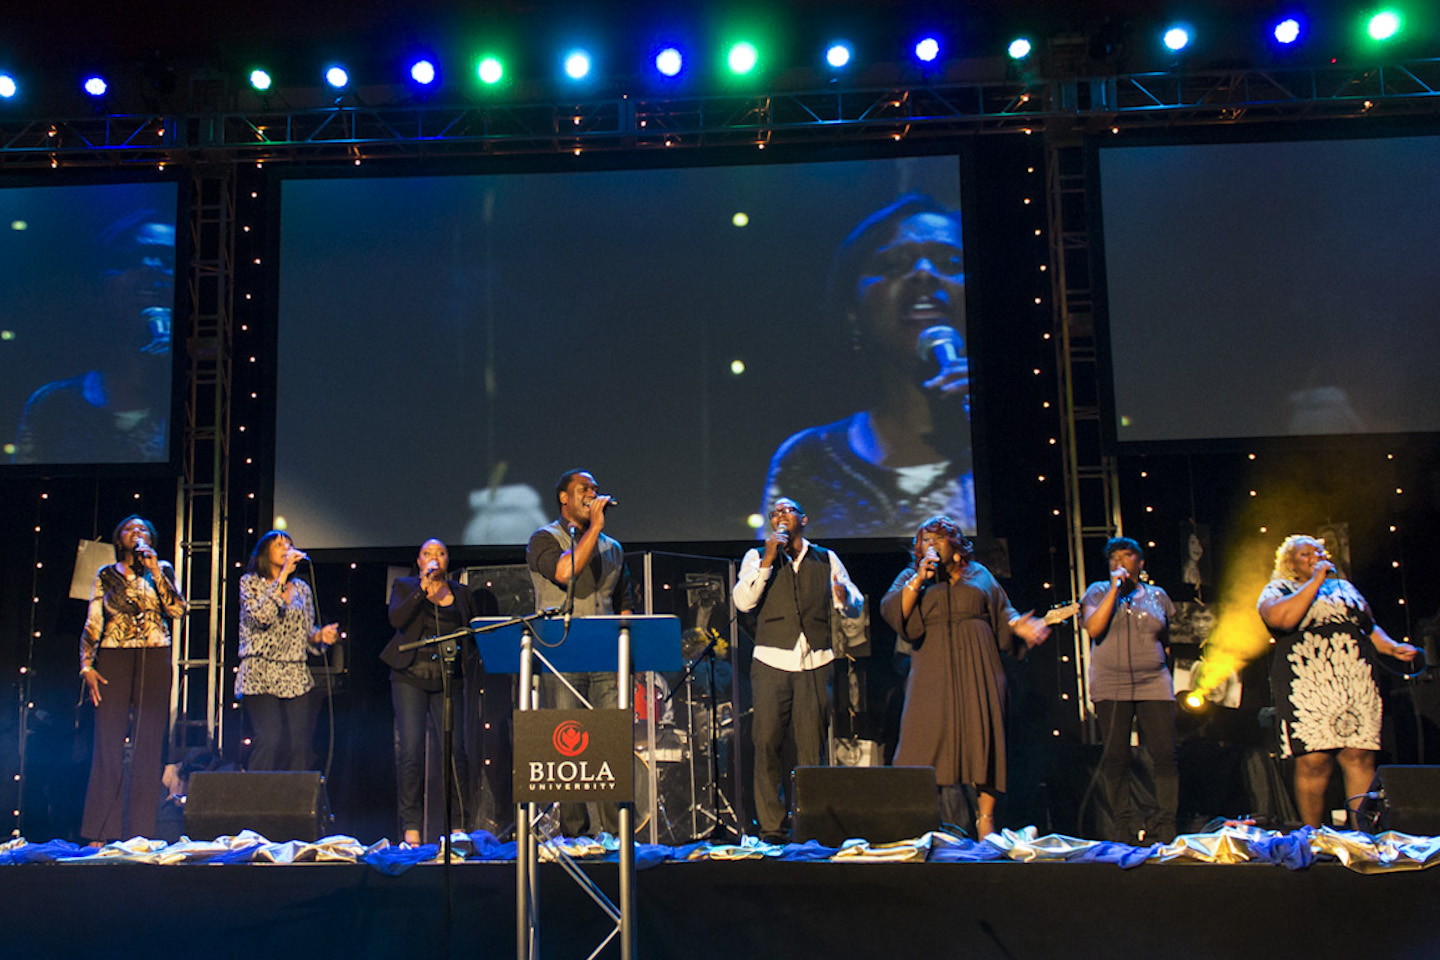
[471,612,681,960]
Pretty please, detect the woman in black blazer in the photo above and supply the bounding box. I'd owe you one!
[383,538,498,845]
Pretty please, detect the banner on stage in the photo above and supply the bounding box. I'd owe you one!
[513,709,633,803]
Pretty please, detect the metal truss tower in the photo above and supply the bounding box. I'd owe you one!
[171,167,235,755]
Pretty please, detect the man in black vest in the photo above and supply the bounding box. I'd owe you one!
[734,497,864,842]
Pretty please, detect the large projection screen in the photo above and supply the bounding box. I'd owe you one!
[1099,134,1440,445]
[275,155,971,548]
[1,180,179,466]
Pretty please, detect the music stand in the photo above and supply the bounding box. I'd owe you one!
[474,612,681,960]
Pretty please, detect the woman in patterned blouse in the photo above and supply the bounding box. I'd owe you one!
[1258,535,1418,828]
[238,530,338,772]
[79,515,187,842]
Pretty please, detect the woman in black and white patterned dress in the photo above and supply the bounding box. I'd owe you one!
[1257,535,1418,829]
[238,530,338,772]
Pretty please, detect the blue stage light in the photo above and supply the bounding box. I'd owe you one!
[826,43,852,69]
[1162,25,1191,52]
[0,75,16,99]
[410,60,436,85]
[655,47,683,77]
[564,50,592,80]
[1273,17,1303,45]
[249,69,272,92]
[1008,37,1033,60]
[914,37,941,63]
[83,76,107,97]
[325,66,349,89]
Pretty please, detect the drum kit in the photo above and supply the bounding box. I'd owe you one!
[632,632,740,844]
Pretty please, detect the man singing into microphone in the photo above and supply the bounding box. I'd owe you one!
[526,468,636,837]
[759,194,974,538]
[734,497,864,843]
[1081,537,1178,844]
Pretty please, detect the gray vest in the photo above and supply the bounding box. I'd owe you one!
[753,545,833,651]
[530,520,627,616]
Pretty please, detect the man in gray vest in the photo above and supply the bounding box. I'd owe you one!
[734,497,864,843]
[526,468,636,837]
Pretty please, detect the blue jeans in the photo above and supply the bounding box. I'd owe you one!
[392,673,470,836]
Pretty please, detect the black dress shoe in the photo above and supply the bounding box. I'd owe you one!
[759,832,788,845]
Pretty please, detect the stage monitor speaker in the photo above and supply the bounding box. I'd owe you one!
[791,766,940,846]
[185,771,334,842]
[1377,765,1440,836]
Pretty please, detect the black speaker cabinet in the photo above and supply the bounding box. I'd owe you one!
[791,766,941,846]
[185,771,334,842]
[1377,765,1440,835]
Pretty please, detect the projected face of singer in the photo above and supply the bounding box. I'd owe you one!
[853,211,966,376]
[100,220,176,356]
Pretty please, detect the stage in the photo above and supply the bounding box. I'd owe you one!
[5,829,1440,960]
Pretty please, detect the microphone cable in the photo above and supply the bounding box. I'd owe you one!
[300,556,337,786]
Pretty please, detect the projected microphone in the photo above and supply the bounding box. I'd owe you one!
[916,325,964,371]
[140,306,172,355]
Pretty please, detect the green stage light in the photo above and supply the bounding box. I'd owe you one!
[477,56,504,85]
[727,42,758,75]
[1367,10,1402,40]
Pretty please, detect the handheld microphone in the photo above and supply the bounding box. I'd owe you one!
[132,536,152,573]
[916,325,964,371]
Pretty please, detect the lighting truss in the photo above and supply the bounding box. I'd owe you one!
[2,59,1439,168]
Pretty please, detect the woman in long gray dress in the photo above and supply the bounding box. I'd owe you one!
[881,516,1049,836]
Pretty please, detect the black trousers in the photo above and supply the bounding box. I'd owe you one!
[750,660,831,836]
[1095,698,1178,843]
[82,647,172,841]
[244,689,322,772]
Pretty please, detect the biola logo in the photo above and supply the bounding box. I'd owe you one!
[528,760,617,785]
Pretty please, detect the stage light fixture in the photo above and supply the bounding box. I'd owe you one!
[83,76,107,97]
[324,66,349,89]
[1273,17,1304,45]
[825,43,852,69]
[410,59,436,85]
[0,75,16,99]
[655,47,683,77]
[1162,24,1192,52]
[564,50,592,80]
[1008,37,1033,59]
[914,37,941,63]
[1367,10,1402,41]
[727,41,758,75]
[248,69,272,92]
[477,57,504,85]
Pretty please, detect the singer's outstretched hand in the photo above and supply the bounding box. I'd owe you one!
[314,622,340,646]
[921,357,970,397]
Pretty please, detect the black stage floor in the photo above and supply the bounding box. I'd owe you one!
[5,855,1440,960]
